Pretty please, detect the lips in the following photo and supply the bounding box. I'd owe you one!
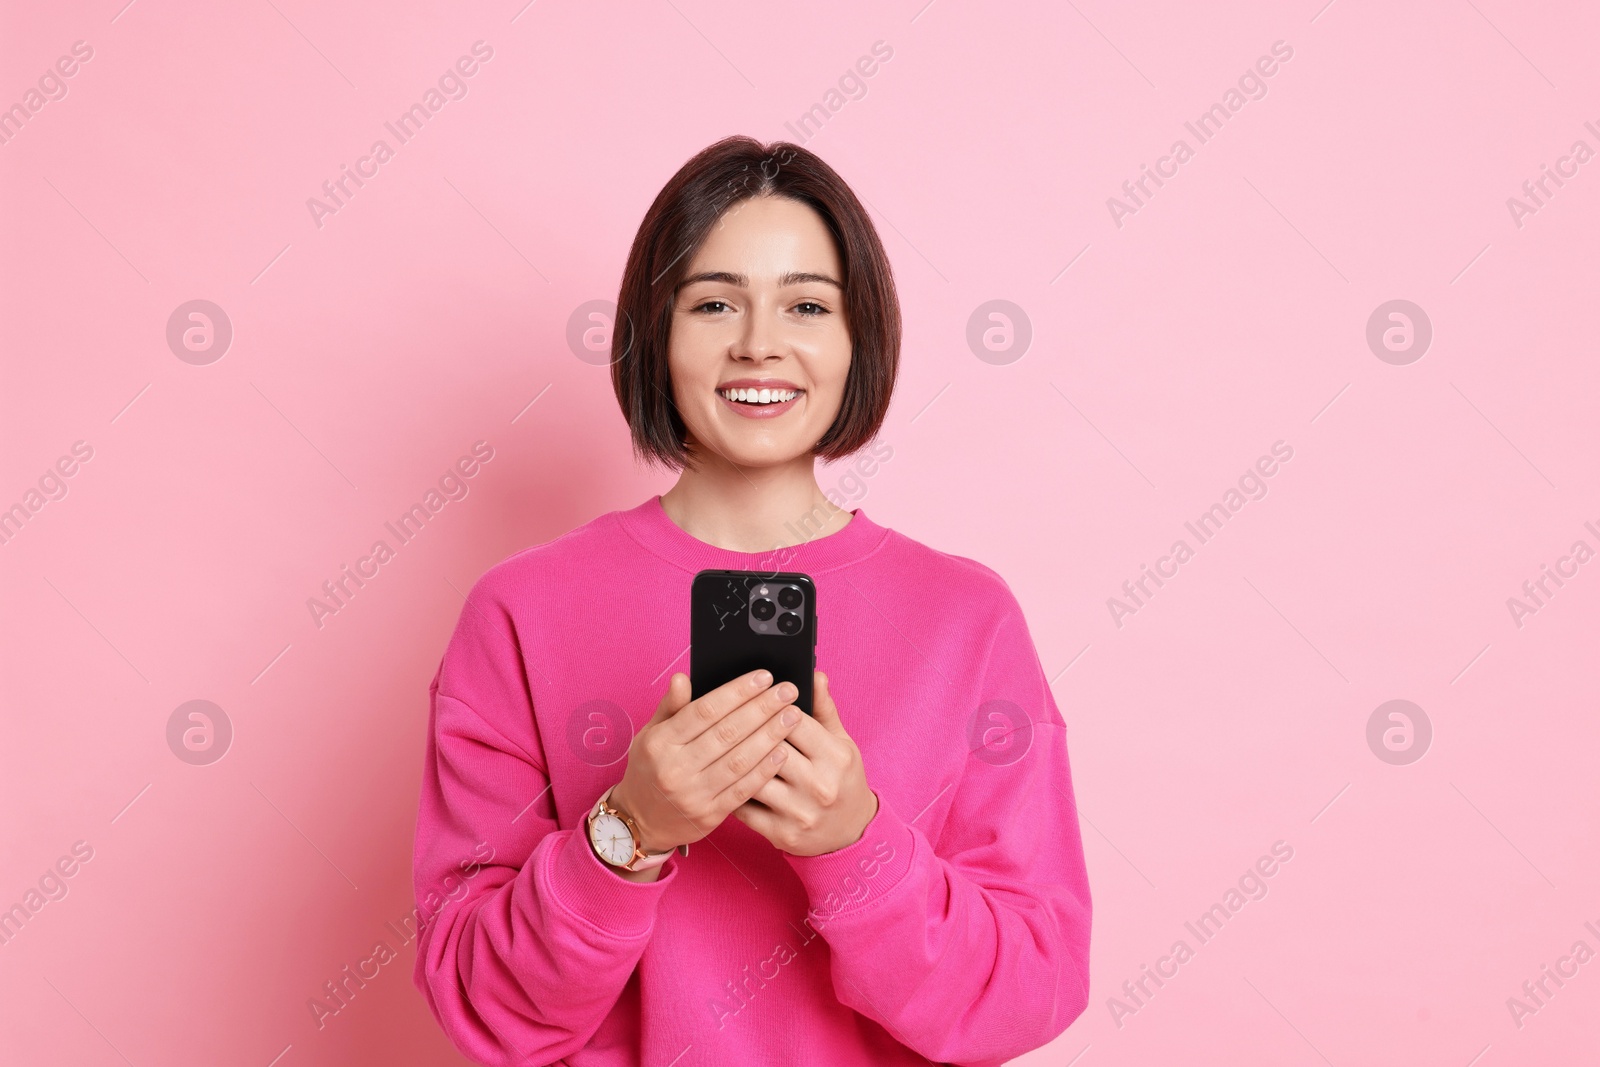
[720,384,799,402]
[717,377,803,394]
[717,386,802,419]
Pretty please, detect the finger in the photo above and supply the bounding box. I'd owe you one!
[813,670,843,732]
[647,672,693,727]
[685,678,798,774]
[728,799,772,837]
[747,762,799,811]
[713,736,792,816]
[762,739,815,797]
[702,692,804,794]
[661,668,775,745]
[776,701,833,760]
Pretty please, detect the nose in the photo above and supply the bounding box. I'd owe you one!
[731,302,787,363]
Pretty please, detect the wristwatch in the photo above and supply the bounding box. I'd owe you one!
[586,785,688,872]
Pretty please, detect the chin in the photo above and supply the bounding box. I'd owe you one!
[705,438,812,469]
[728,448,807,469]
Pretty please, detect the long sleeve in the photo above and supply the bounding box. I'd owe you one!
[410,578,680,1066]
[782,587,1092,1066]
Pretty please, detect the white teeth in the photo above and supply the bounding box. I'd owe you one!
[720,387,798,404]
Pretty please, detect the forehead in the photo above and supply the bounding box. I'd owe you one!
[684,195,841,279]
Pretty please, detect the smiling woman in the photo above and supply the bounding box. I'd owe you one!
[411,135,1092,1067]
[613,141,897,486]
[661,196,858,529]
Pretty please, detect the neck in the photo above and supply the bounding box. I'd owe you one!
[659,450,851,554]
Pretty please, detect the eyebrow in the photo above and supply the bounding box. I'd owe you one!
[676,270,843,293]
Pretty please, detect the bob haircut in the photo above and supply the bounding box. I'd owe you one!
[610,135,900,471]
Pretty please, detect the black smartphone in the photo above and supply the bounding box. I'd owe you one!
[690,569,818,716]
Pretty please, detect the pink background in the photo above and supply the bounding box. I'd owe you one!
[3,1,1597,1064]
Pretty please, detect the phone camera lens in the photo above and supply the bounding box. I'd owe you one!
[751,598,776,621]
[777,612,801,635]
[777,586,802,610]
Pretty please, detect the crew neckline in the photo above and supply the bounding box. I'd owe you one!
[616,494,889,575]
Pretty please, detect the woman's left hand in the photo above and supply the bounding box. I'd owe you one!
[732,670,879,857]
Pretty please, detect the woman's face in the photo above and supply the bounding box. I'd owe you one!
[667,194,852,470]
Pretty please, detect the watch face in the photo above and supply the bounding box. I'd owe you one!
[590,811,635,866]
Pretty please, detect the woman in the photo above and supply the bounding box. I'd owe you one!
[411,135,1091,1066]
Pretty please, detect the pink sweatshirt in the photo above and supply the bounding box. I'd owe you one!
[411,495,1091,1065]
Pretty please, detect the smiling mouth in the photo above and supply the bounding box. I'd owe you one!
[717,387,803,406]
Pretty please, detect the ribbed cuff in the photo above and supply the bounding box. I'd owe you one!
[782,791,916,923]
[543,825,679,938]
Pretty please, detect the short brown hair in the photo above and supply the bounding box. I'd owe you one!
[610,135,900,471]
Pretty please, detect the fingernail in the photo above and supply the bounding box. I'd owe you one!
[778,682,797,702]
[770,747,788,763]
[781,708,800,726]
[754,670,772,687]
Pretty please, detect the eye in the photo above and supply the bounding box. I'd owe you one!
[692,299,729,314]
[795,301,830,316]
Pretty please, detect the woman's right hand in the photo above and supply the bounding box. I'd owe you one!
[608,669,804,854]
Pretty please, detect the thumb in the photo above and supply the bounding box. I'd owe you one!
[649,672,693,726]
[813,670,844,733]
